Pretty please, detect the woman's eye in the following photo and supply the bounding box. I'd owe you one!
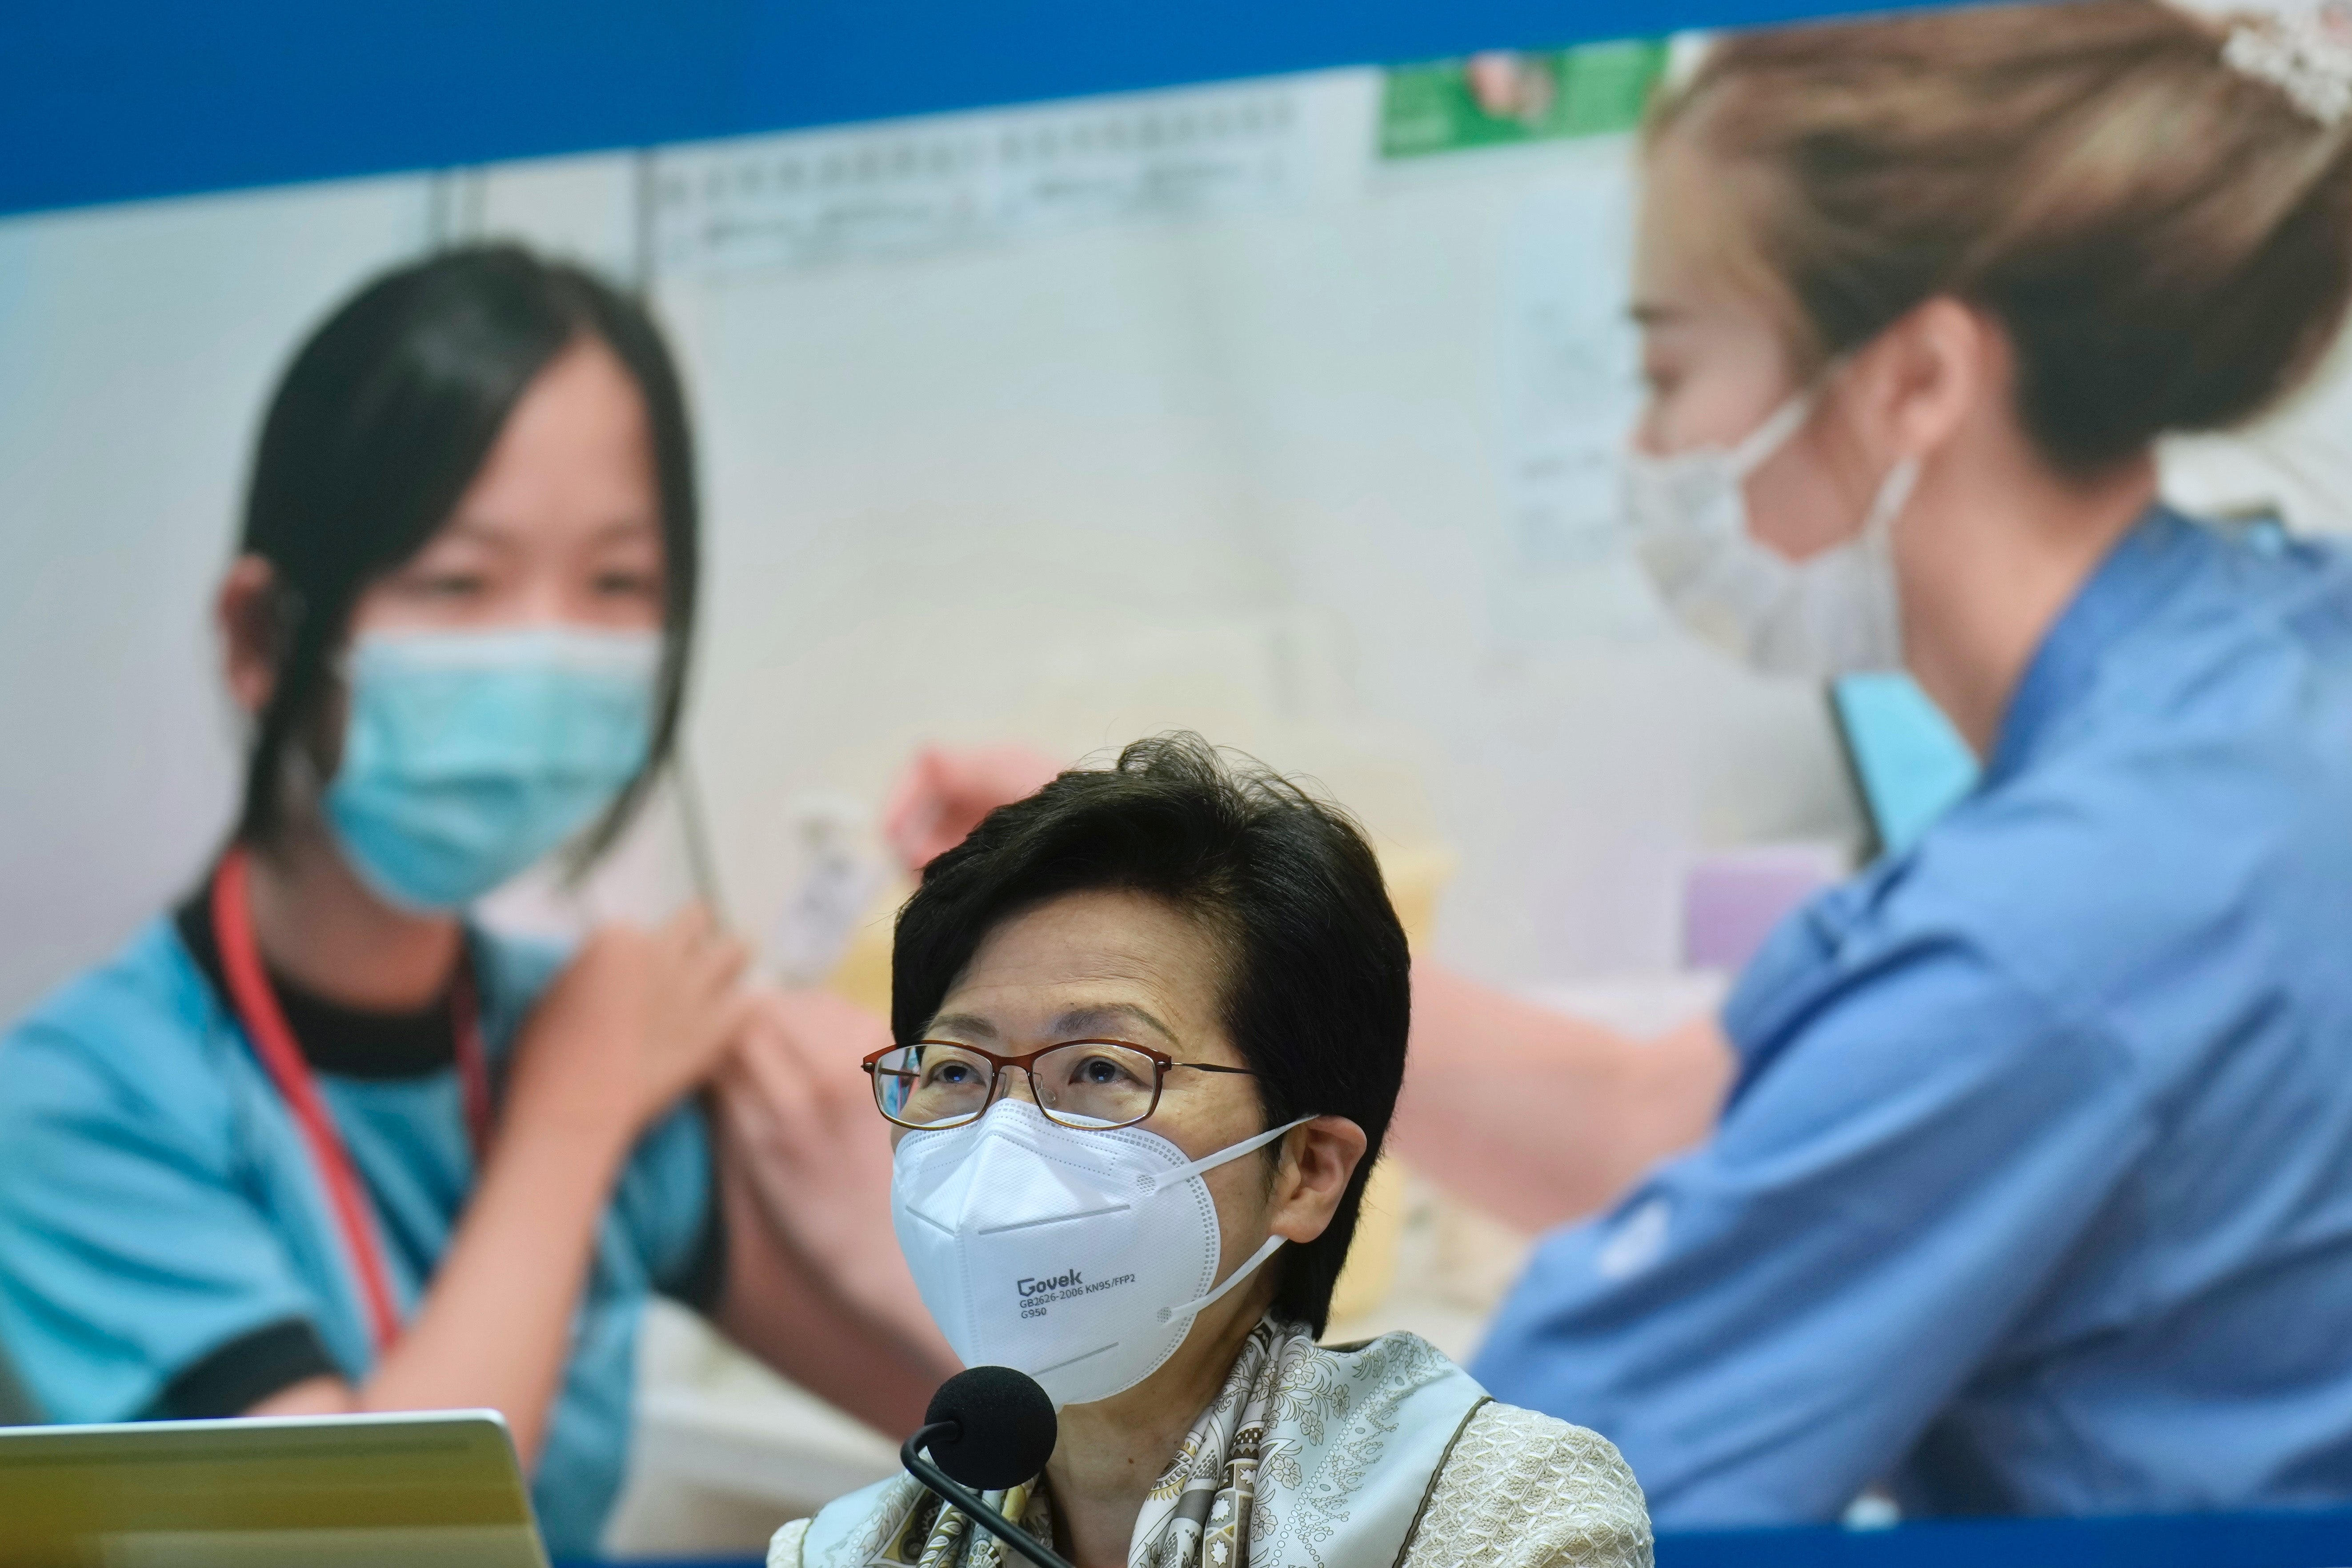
[1074,1055,1134,1086]
[592,569,662,600]
[409,572,487,600]
[925,1062,973,1087]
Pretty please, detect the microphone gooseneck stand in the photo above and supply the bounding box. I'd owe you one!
[901,1422,1079,1568]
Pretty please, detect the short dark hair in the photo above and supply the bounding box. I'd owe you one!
[892,733,1411,1335]
[232,242,698,857]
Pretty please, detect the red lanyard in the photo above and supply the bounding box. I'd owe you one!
[209,848,492,1354]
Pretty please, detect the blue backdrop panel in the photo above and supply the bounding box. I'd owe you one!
[548,1508,2352,1568]
[1654,1508,2352,1568]
[3,0,1953,218]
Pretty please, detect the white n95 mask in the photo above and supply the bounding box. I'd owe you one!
[892,1099,1309,1408]
[1622,388,1918,680]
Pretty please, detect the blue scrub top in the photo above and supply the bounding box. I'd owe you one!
[1474,508,2352,1526]
[0,914,717,1557]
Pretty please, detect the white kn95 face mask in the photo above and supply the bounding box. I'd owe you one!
[893,1099,1310,1408]
[1622,386,1919,680]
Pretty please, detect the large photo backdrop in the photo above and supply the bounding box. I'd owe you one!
[10,5,2352,1553]
[6,29,2350,1020]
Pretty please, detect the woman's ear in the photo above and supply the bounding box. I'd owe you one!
[1865,295,2001,465]
[216,554,284,718]
[1269,1116,1371,1246]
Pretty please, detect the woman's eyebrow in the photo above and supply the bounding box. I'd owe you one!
[588,514,662,545]
[1052,1003,1177,1045]
[431,515,524,552]
[925,1011,999,1041]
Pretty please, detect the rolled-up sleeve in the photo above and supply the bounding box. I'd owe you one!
[1471,934,2150,1525]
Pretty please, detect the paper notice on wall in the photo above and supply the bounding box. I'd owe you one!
[1488,155,1665,644]
[649,82,1310,278]
[1503,162,1639,569]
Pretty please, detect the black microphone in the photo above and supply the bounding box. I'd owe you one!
[902,1367,1074,1568]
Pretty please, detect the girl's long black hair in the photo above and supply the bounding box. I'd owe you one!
[232,244,698,857]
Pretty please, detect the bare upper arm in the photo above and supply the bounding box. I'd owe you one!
[1395,962,1732,1230]
[244,1374,358,1418]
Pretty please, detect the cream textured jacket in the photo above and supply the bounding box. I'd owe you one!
[769,1326,1652,1568]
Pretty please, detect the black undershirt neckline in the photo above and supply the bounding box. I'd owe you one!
[172,890,463,1079]
[158,877,729,1420]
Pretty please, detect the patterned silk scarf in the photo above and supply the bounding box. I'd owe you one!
[1129,1318,1328,1568]
[830,1317,1480,1568]
[861,1473,1057,1568]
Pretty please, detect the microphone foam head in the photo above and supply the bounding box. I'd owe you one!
[924,1366,1058,1491]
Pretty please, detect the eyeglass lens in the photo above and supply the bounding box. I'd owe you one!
[872,1042,1162,1128]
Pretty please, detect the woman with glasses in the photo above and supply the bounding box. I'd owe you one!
[763,734,1652,1568]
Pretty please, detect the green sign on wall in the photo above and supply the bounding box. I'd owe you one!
[1379,39,1669,159]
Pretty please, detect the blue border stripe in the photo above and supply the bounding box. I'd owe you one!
[549,1506,2352,1568]
[3,0,1955,218]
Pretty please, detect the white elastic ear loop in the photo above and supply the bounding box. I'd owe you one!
[1138,1115,1314,1329]
[1138,1114,1317,1196]
[1154,1232,1289,1328]
[1861,454,1921,548]
[1726,389,1818,481]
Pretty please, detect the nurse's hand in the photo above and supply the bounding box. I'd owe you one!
[508,904,753,1152]
[881,743,1062,873]
[716,987,955,1364]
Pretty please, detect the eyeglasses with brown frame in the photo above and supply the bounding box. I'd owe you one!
[862,1038,1258,1131]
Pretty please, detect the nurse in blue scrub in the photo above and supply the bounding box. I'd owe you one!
[1401,0,2352,1526]
[0,246,949,1555]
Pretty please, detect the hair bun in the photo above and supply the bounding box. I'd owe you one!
[1653,0,2352,474]
[2222,6,2352,127]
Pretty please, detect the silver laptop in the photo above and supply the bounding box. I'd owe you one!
[0,1409,547,1567]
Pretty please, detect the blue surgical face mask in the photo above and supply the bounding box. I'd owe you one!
[323,626,661,911]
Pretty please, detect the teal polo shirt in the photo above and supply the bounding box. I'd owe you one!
[0,901,721,1556]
